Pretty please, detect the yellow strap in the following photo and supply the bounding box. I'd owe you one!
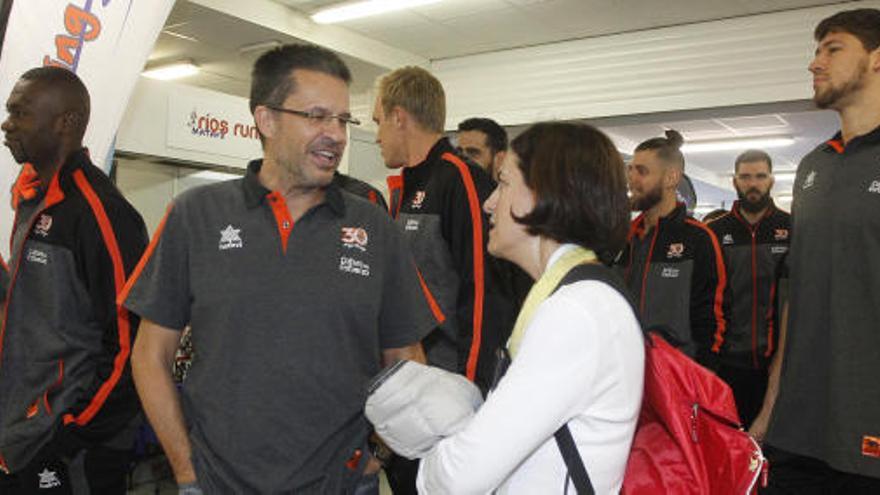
[507,247,597,359]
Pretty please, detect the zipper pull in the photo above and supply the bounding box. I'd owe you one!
[691,403,699,443]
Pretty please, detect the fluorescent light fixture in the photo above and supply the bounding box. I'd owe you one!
[682,136,795,153]
[312,0,442,24]
[774,171,797,181]
[142,61,199,80]
[187,170,243,182]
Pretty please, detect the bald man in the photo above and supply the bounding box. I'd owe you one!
[0,67,147,494]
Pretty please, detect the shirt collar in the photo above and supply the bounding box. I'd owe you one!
[241,159,346,216]
[824,124,880,154]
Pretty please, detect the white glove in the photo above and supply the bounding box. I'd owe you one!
[365,360,483,459]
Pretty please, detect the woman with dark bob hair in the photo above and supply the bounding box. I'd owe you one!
[417,122,645,494]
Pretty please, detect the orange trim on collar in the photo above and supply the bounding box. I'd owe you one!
[827,139,844,154]
[267,192,294,254]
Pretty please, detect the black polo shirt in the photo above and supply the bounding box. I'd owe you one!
[121,160,436,493]
[766,126,880,478]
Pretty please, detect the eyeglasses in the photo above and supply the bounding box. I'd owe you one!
[267,106,361,127]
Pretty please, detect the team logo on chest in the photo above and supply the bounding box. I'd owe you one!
[33,214,52,237]
[411,191,426,209]
[341,227,369,252]
[219,225,243,250]
[38,468,61,489]
[868,180,880,194]
[803,170,817,190]
[722,234,734,245]
[667,243,684,258]
[774,228,789,241]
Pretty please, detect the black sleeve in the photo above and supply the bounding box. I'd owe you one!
[63,196,148,445]
[689,225,728,368]
[439,160,500,383]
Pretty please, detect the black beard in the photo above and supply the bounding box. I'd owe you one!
[814,59,867,109]
[630,185,663,212]
[737,188,772,214]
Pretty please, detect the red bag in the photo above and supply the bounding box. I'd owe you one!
[622,333,767,495]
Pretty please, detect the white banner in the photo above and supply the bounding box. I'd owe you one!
[167,90,262,161]
[0,0,173,259]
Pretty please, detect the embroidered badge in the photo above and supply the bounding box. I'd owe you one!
[219,225,243,250]
[667,243,684,258]
[341,227,369,252]
[34,214,52,237]
[774,228,789,241]
[863,435,880,458]
[411,190,426,209]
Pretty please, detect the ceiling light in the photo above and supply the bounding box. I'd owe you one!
[142,61,199,80]
[681,136,795,153]
[774,171,796,181]
[312,0,442,24]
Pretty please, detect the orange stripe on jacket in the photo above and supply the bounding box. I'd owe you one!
[416,268,446,324]
[64,170,132,426]
[442,153,486,382]
[117,205,173,306]
[686,218,728,352]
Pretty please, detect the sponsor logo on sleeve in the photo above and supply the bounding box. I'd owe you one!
[219,225,243,250]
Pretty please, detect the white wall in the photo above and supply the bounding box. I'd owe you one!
[435,0,880,128]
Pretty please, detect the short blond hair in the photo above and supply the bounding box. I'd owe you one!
[378,66,446,133]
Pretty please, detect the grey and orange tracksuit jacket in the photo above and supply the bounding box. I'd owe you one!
[387,138,517,392]
[0,149,147,473]
[617,203,728,367]
[708,203,790,370]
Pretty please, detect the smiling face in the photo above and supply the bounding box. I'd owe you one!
[809,31,874,110]
[261,69,349,189]
[483,151,536,264]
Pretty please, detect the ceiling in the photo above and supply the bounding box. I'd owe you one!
[277,0,843,60]
[143,0,851,209]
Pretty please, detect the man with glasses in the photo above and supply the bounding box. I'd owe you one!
[706,149,790,427]
[123,44,437,494]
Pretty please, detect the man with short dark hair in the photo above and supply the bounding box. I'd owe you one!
[752,9,880,492]
[456,117,507,180]
[125,44,436,494]
[617,130,728,368]
[707,149,790,426]
[0,66,148,493]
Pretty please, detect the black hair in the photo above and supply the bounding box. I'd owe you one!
[815,9,880,51]
[249,43,351,114]
[734,149,773,173]
[511,122,629,262]
[457,117,508,155]
[634,129,685,169]
[20,66,90,141]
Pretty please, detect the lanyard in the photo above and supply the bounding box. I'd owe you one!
[507,246,597,359]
